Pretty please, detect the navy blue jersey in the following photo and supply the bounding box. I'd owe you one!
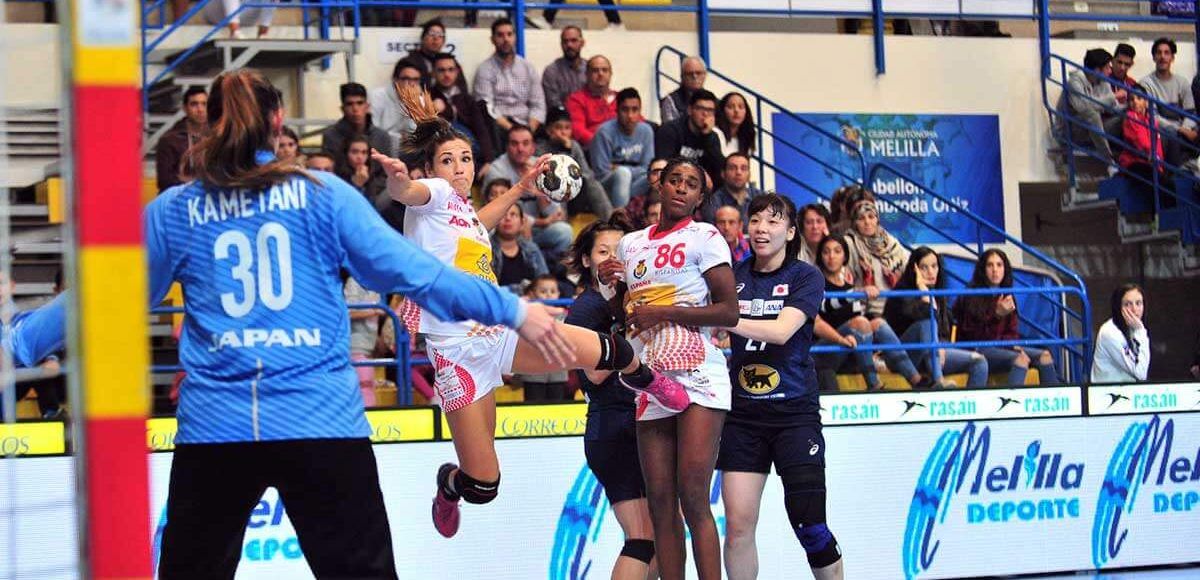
[564,288,636,424]
[145,156,523,444]
[728,258,824,427]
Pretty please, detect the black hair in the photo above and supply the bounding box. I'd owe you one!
[306,151,335,163]
[432,52,457,65]
[746,192,803,261]
[1083,48,1113,72]
[394,85,473,170]
[801,203,831,225]
[960,248,1014,325]
[391,58,422,81]
[616,87,641,108]
[182,86,207,105]
[484,178,513,199]
[491,17,514,36]
[716,91,757,154]
[569,210,635,287]
[280,126,300,144]
[815,235,851,275]
[897,246,946,292]
[1110,283,1144,338]
[724,152,751,171]
[339,82,367,103]
[1152,37,1177,56]
[1115,43,1136,60]
[420,18,445,39]
[689,89,718,107]
[506,123,534,143]
[660,157,711,205]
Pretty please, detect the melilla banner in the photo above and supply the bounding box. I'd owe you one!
[772,112,1005,244]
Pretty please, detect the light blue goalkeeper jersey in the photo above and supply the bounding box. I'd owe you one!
[145,155,524,443]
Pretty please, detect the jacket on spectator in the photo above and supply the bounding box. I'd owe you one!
[659,88,691,124]
[542,56,586,110]
[321,115,395,170]
[884,293,952,340]
[1054,70,1119,134]
[951,296,1019,342]
[565,88,616,148]
[437,87,498,164]
[701,185,763,226]
[1091,318,1150,383]
[1117,108,1163,169]
[654,116,725,189]
[490,234,549,296]
[155,120,203,191]
[368,86,415,154]
[337,162,388,201]
[589,119,655,183]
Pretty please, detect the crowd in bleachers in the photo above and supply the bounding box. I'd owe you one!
[136,16,1200,411]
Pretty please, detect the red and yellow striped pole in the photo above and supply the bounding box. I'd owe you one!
[69,1,151,577]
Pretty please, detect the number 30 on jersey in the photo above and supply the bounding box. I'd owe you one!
[214,222,294,317]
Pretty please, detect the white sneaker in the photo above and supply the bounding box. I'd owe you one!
[605,22,626,31]
[526,15,552,29]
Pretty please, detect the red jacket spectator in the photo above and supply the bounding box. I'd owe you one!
[952,298,1019,342]
[565,88,616,148]
[1118,108,1163,169]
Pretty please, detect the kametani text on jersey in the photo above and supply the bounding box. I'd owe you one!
[188,182,309,228]
[208,327,322,352]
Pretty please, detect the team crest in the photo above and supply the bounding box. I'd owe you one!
[738,364,780,395]
[633,260,647,279]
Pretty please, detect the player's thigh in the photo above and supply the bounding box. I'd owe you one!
[512,322,604,374]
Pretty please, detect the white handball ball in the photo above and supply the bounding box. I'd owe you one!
[536,154,584,203]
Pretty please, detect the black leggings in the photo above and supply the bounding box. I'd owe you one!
[158,438,397,580]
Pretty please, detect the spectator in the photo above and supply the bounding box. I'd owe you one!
[1118,82,1175,209]
[156,87,207,191]
[1140,38,1199,167]
[491,204,549,296]
[828,184,874,238]
[1112,43,1137,107]
[305,152,336,172]
[1055,48,1121,165]
[484,125,573,260]
[590,88,655,209]
[516,274,570,401]
[702,152,760,225]
[343,275,381,407]
[322,82,395,167]
[537,107,612,219]
[565,55,617,148]
[655,89,725,188]
[844,199,908,319]
[430,53,497,172]
[276,127,303,168]
[812,235,925,391]
[714,205,750,263]
[798,203,830,265]
[542,26,587,110]
[202,0,275,39]
[483,178,513,204]
[716,92,756,156]
[660,56,706,123]
[405,19,446,80]
[626,157,667,228]
[883,247,988,388]
[475,18,547,134]
[643,198,662,230]
[529,0,623,30]
[1091,283,1150,383]
[337,135,386,199]
[952,249,1060,386]
[370,60,424,153]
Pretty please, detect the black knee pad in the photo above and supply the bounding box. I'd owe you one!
[619,539,654,564]
[595,332,635,371]
[780,464,842,569]
[455,470,500,505]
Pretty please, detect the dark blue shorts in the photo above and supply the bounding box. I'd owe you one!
[716,420,826,474]
[584,410,645,504]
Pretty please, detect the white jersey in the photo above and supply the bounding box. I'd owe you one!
[402,178,502,337]
[619,218,731,373]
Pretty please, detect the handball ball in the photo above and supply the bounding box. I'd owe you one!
[537,154,583,203]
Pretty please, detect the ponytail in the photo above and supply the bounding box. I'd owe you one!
[395,84,471,169]
[187,69,312,190]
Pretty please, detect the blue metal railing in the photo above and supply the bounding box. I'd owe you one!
[1044,53,1200,222]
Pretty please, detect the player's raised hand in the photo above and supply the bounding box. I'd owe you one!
[371,149,411,198]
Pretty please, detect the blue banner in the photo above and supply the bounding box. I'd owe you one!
[772,112,1005,244]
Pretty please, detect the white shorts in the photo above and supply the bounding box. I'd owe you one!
[635,341,732,421]
[427,329,520,413]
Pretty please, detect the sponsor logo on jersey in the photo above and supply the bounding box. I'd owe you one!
[737,364,780,395]
[736,282,746,293]
[633,260,647,279]
[772,284,789,296]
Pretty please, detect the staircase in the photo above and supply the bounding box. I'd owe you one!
[1,106,62,189]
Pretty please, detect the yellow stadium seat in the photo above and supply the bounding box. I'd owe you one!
[35,177,64,224]
[570,212,597,236]
[494,384,525,403]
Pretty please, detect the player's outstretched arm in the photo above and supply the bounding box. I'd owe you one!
[372,150,432,207]
[476,154,550,231]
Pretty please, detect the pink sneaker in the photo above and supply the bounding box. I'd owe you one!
[432,463,461,538]
[621,370,690,413]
